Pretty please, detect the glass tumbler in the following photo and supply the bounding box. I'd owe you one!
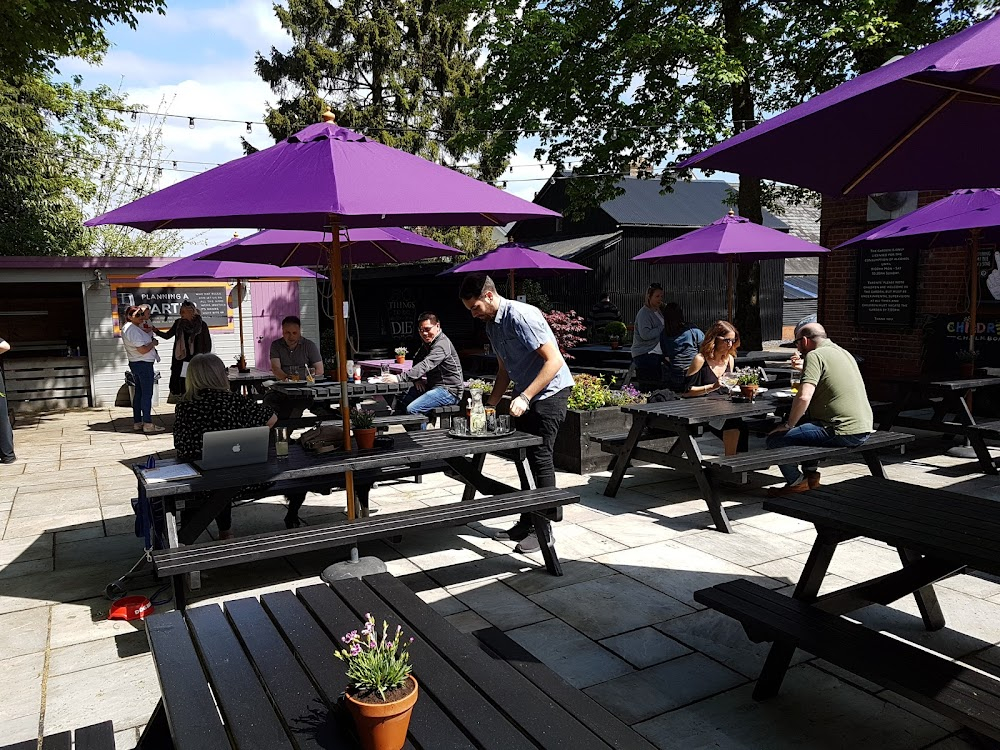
[496,415,512,434]
[451,417,468,435]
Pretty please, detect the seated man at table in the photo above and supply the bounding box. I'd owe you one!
[765,322,873,496]
[266,315,325,419]
[381,312,464,427]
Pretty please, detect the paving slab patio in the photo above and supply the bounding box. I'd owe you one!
[1,405,998,748]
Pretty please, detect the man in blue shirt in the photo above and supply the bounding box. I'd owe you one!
[460,274,573,554]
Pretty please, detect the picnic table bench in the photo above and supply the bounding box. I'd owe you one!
[0,721,115,750]
[879,376,1000,473]
[138,573,655,750]
[694,475,1000,740]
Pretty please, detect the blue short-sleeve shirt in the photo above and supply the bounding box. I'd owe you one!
[485,299,574,402]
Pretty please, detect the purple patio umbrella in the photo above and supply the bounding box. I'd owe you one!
[676,14,1000,196]
[632,212,828,319]
[203,227,461,267]
[837,188,1000,351]
[138,236,322,367]
[85,113,560,518]
[437,242,590,297]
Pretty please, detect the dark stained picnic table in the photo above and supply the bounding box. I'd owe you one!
[879,376,1000,473]
[226,368,274,396]
[605,394,778,532]
[266,379,411,409]
[137,573,655,750]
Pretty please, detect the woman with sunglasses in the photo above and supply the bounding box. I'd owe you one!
[684,320,743,453]
[121,305,164,433]
[631,282,666,382]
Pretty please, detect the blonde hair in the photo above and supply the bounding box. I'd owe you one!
[183,354,230,400]
[699,320,741,360]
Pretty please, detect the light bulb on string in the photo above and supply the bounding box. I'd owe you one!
[246,122,252,134]
[131,111,138,121]
[188,117,195,129]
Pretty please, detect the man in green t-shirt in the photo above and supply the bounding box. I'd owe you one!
[765,322,873,496]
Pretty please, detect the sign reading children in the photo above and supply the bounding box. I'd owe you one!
[111,281,233,335]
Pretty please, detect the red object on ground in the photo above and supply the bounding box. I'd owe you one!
[109,596,154,621]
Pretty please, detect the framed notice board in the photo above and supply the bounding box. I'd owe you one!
[110,281,234,336]
[855,247,919,327]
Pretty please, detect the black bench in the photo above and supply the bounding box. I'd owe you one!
[426,402,463,427]
[694,579,1000,741]
[154,487,580,607]
[0,721,115,750]
[275,413,427,432]
[591,429,679,472]
[701,430,914,484]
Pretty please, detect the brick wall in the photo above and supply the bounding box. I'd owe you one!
[818,192,968,396]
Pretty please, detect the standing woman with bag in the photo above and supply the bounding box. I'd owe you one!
[156,300,212,403]
[121,305,164,433]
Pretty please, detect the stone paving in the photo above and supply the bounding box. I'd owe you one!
[2,406,1000,748]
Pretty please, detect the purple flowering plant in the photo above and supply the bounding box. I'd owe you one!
[334,613,414,700]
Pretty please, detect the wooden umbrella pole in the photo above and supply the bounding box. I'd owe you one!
[237,280,246,366]
[726,256,734,322]
[509,268,515,298]
[970,228,982,353]
[329,220,356,521]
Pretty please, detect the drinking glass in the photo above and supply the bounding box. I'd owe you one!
[451,417,468,435]
[380,363,390,377]
[287,366,301,382]
[790,370,802,395]
[275,428,289,459]
[496,415,512,434]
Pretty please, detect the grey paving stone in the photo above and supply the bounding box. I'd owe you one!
[0,606,49,660]
[503,558,616,597]
[790,539,904,583]
[449,578,552,631]
[44,653,160,735]
[0,533,52,564]
[529,574,693,639]
[115,726,140,750]
[48,629,150,677]
[675,523,813,568]
[54,533,143,569]
[0,651,44,723]
[599,627,691,669]
[634,664,949,749]
[0,557,54,579]
[506,617,632,689]
[445,609,492,633]
[0,714,39,747]
[3,508,104,540]
[584,652,745,723]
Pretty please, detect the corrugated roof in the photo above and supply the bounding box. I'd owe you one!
[597,178,787,230]
[784,275,819,300]
[784,257,819,275]
[770,202,821,244]
[523,232,622,259]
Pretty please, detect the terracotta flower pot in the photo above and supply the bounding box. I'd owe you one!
[344,676,418,750]
[354,428,377,450]
[958,361,976,378]
[610,339,620,350]
[395,355,406,364]
[739,384,759,401]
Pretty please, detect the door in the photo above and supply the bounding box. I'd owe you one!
[251,281,300,370]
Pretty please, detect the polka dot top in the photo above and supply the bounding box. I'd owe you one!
[174,389,274,461]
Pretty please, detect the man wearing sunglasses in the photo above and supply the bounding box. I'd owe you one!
[765,322,872,495]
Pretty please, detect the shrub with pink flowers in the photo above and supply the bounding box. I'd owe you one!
[334,613,414,700]
[543,309,587,360]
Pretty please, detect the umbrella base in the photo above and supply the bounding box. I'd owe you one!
[321,555,388,583]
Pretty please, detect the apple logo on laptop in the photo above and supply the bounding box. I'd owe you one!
[232,443,241,453]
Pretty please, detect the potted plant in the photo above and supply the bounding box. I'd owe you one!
[394,346,408,364]
[352,407,378,450]
[604,321,628,350]
[736,369,761,401]
[957,348,979,378]
[336,613,417,750]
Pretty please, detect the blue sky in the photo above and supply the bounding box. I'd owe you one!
[59,0,557,254]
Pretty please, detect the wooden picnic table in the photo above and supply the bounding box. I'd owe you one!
[605,393,778,532]
[137,572,655,750]
[226,368,274,396]
[266,379,410,414]
[357,358,412,375]
[879,376,1000,473]
[734,350,795,366]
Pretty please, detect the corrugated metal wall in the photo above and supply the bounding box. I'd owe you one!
[532,229,784,340]
[783,299,817,328]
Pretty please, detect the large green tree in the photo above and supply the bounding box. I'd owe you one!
[467,0,997,345]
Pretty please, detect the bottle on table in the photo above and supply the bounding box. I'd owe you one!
[469,391,487,435]
[353,365,362,383]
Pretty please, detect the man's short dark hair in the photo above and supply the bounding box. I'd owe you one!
[599,291,610,300]
[459,274,496,300]
[281,315,301,328]
[417,312,439,326]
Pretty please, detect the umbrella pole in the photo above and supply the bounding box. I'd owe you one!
[329,221,356,522]
[509,268,515,298]
[969,228,982,354]
[237,279,246,368]
[726,257,734,322]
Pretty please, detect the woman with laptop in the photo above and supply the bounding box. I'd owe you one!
[173,354,278,539]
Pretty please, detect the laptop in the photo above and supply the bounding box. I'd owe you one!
[195,426,271,470]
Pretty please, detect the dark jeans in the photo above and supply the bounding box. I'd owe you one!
[633,352,663,383]
[263,390,307,420]
[513,386,571,526]
[169,356,191,396]
[129,361,156,424]
[766,422,870,484]
[0,367,14,461]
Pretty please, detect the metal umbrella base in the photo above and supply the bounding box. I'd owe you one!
[321,546,387,582]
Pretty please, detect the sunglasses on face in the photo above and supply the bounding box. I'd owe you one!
[717,337,736,346]
[418,327,436,334]
[794,335,811,345]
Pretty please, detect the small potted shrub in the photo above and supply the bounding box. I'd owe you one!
[394,346,408,364]
[736,369,761,401]
[352,407,378,450]
[604,321,628,350]
[957,348,979,378]
[336,613,417,750]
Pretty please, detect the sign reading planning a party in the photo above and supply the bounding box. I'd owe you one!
[110,281,234,335]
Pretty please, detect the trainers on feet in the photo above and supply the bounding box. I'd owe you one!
[515,532,541,554]
[766,480,812,497]
[143,423,165,433]
[133,422,144,431]
[493,522,531,542]
[1,455,16,465]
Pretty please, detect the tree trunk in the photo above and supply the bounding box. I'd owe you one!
[722,0,765,350]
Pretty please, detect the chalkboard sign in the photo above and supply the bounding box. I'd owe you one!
[856,247,918,327]
[111,282,233,334]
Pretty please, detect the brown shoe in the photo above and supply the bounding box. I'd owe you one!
[805,471,821,490]
[767,481,812,497]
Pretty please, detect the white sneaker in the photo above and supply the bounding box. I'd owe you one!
[143,423,166,433]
